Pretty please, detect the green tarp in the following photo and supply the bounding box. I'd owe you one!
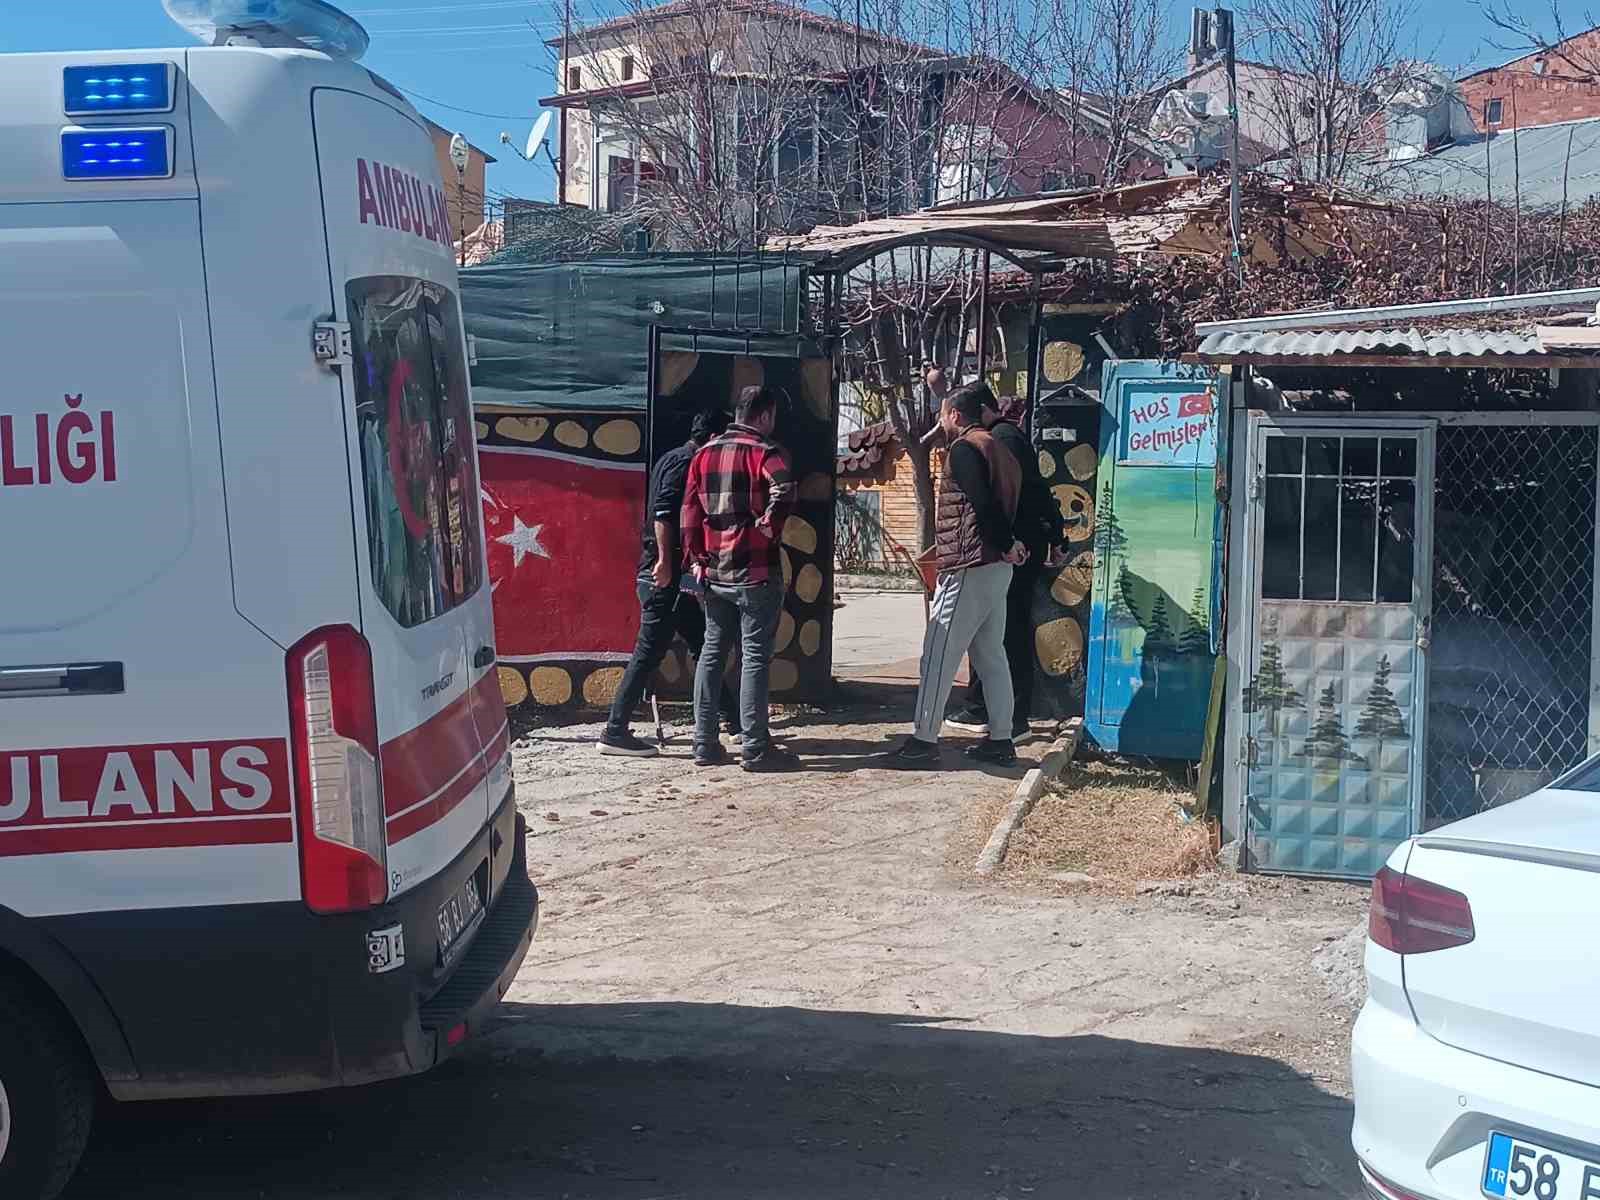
[460,255,810,412]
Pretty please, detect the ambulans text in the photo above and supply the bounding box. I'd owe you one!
[355,157,454,250]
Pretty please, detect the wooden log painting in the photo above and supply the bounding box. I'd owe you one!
[1030,407,1101,721]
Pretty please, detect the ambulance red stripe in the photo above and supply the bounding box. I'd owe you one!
[379,670,503,816]
[384,718,509,844]
[0,815,293,857]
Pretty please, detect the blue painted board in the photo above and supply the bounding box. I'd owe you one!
[1085,360,1222,760]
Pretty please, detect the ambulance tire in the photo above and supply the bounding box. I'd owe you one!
[0,977,95,1200]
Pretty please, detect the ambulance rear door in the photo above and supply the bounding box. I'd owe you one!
[310,87,496,902]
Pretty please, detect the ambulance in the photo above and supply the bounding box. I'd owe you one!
[0,3,536,1195]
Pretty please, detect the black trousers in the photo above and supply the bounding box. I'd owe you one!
[606,581,738,735]
[963,545,1045,727]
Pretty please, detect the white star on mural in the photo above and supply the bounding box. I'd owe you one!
[496,514,550,569]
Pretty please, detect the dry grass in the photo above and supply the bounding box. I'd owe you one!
[999,757,1216,895]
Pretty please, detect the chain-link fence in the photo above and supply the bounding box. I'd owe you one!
[1425,421,1599,825]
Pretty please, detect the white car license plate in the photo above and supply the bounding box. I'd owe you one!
[436,870,485,964]
[1483,1131,1600,1199]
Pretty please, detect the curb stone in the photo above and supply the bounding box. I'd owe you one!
[974,718,1084,877]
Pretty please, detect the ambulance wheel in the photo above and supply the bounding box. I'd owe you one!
[0,978,95,1200]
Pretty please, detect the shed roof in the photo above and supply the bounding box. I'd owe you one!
[1194,321,1600,367]
[770,176,1376,272]
[1359,117,1600,208]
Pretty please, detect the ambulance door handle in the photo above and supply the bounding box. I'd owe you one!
[0,661,124,699]
[473,645,496,670]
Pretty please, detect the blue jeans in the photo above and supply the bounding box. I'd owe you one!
[696,579,784,760]
[605,581,738,738]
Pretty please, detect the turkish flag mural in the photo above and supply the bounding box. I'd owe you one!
[479,447,645,661]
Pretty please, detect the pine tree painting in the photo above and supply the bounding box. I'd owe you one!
[1115,561,1139,625]
[1304,683,1352,763]
[1179,582,1211,656]
[1143,593,1175,698]
[1096,480,1127,561]
[1354,654,1408,770]
[1241,622,1305,736]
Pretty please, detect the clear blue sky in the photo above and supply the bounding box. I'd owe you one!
[3,0,1519,206]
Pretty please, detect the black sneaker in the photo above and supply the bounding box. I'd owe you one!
[887,737,940,766]
[945,707,989,734]
[695,744,730,767]
[1012,718,1032,742]
[965,738,1017,767]
[742,748,802,773]
[597,730,659,758]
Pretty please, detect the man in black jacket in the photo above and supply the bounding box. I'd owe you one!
[946,394,1064,741]
[597,409,739,756]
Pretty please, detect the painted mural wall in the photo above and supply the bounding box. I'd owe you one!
[475,408,649,709]
[1084,363,1220,760]
[474,348,837,712]
[1029,406,1102,719]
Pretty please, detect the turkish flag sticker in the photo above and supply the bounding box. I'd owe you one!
[1177,392,1213,418]
[479,448,646,660]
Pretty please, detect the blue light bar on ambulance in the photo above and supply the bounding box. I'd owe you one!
[61,128,174,181]
[63,63,176,116]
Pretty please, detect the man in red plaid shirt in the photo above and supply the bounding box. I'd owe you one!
[681,385,801,772]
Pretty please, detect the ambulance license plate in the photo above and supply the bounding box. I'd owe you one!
[436,869,485,964]
[1483,1131,1600,1199]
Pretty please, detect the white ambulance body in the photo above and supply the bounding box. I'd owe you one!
[0,16,535,1198]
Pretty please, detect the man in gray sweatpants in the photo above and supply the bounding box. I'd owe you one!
[890,381,1026,768]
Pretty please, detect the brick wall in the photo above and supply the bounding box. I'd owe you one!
[1459,32,1600,132]
[840,448,942,564]
[1459,71,1600,131]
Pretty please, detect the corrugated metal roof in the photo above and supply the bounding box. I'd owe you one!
[1196,326,1550,358]
[1359,117,1600,208]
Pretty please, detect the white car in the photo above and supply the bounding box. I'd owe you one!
[1352,761,1600,1200]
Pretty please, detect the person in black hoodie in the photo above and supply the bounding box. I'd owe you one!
[945,394,1065,741]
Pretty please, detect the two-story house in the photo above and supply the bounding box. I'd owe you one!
[539,0,1161,242]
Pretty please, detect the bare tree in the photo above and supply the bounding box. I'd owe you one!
[1071,0,1177,186]
[1479,1,1600,78]
[1242,0,1419,181]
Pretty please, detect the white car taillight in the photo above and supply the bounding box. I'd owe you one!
[287,626,388,913]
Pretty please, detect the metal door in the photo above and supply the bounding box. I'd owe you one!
[1240,419,1434,877]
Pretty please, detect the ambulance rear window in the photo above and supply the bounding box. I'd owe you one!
[347,276,484,628]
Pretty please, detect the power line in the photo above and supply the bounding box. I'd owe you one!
[349,0,541,12]
[377,41,549,53]
[391,85,544,118]
[367,22,542,34]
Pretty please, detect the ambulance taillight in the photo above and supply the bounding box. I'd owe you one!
[286,626,388,912]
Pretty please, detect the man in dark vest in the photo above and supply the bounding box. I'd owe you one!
[947,393,1065,741]
[891,381,1026,768]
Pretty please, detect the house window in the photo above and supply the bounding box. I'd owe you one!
[1486,98,1504,124]
[621,55,635,81]
[567,65,581,90]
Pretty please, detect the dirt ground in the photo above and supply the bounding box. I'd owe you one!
[70,682,1368,1200]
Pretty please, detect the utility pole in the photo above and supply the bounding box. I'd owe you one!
[1215,6,1243,283]
[449,132,469,267]
[558,0,571,206]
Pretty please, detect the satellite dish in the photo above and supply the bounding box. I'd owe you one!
[708,50,726,73]
[162,0,370,60]
[526,111,553,162]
